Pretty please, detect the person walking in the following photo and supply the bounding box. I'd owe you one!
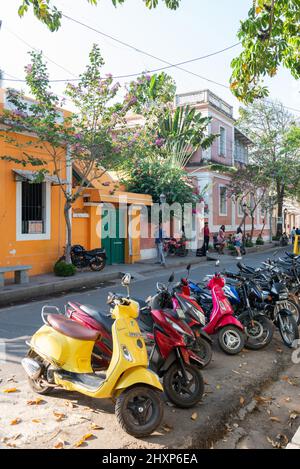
[290,226,296,245]
[233,227,243,259]
[202,222,210,255]
[155,222,166,267]
[217,225,226,254]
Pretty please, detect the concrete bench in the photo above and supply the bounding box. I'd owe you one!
[0,265,32,289]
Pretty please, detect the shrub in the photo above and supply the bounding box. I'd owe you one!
[245,240,254,248]
[272,235,280,241]
[54,260,76,277]
[256,237,264,245]
[227,243,236,251]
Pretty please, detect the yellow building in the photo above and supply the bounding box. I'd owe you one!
[0,89,152,277]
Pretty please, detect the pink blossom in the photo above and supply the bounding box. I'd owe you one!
[155,137,165,147]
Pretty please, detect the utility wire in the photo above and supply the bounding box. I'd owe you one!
[61,13,238,88]
[5,27,76,77]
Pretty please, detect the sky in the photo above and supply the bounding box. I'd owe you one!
[1,0,299,118]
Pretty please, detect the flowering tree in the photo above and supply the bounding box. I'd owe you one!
[227,165,271,240]
[0,44,134,263]
[18,0,181,31]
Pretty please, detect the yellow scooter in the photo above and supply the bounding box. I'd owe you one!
[22,274,164,437]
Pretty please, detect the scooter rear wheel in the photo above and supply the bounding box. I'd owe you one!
[26,350,53,395]
[218,326,245,355]
[115,386,163,437]
[163,363,204,408]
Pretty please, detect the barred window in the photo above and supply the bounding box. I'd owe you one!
[21,181,46,234]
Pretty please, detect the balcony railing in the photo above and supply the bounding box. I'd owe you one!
[175,89,233,118]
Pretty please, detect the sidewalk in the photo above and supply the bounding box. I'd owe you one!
[0,252,207,307]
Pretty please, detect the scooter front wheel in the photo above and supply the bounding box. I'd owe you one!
[163,363,204,408]
[218,326,245,355]
[115,386,163,437]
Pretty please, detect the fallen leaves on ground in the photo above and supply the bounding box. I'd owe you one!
[162,423,173,433]
[53,411,66,422]
[2,387,18,393]
[191,412,198,421]
[73,433,95,447]
[254,395,272,405]
[240,396,245,406]
[27,397,44,405]
[10,418,21,425]
[54,439,66,449]
[269,416,281,423]
[90,423,103,431]
[267,433,289,448]
[32,419,41,423]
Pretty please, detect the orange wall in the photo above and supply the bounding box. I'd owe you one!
[0,132,66,277]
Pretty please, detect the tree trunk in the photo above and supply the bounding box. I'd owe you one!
[250,213,255,241]
[259,219,266,238]
[276,183,284,238]
[64,200,72,264]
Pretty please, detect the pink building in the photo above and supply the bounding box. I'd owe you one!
[177,89,270,241]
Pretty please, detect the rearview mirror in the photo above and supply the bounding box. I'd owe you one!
[121,273,131,286]
[168,273,175,283]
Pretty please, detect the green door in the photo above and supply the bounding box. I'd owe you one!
[101,208,125,265]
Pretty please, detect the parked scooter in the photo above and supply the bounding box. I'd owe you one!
[177,264,245,355]
[65,273,205,408]
[22,275,164,438]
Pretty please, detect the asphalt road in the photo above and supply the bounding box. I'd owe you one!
[0,247,297,449]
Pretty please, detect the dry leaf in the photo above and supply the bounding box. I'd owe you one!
[74,433,94,448]
[53,411,66,422]
[3,387,18,393]
[162,424,173,433]
[191,412,198,421]
[10,418,21,425]
[32,419,41,423]
[289,411,300,420]
[12,433,21,441]
[270,416,281,423]
[254,395,272,404]
[27,397,44,405]
[54,439,65,449]
[285,397,292,402]
[276,348,283,353]
[90,423,103,430]
[240,397,245,406]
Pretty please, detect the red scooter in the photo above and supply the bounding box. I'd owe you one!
[65,274,205,408]
[174,265,245,355]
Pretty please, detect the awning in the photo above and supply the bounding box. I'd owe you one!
[13,169,67,185]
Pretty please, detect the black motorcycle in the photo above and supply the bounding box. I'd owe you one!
[60,245,106,272]
[235,262,299,347]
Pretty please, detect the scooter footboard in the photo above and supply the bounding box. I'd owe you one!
[114,367,163,395]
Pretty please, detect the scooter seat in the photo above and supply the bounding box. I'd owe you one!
[79,305,113,333]
[47,314,100,341]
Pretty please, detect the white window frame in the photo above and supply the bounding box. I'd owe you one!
[219,185,227,216]
[218,125,226,157]
[238,200,244,217]
[16,181,51,241]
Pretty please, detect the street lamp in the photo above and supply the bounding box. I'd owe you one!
[242,202,247,247]
[284,208,288,234]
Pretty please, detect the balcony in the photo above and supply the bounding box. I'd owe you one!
[175,89,233,118]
